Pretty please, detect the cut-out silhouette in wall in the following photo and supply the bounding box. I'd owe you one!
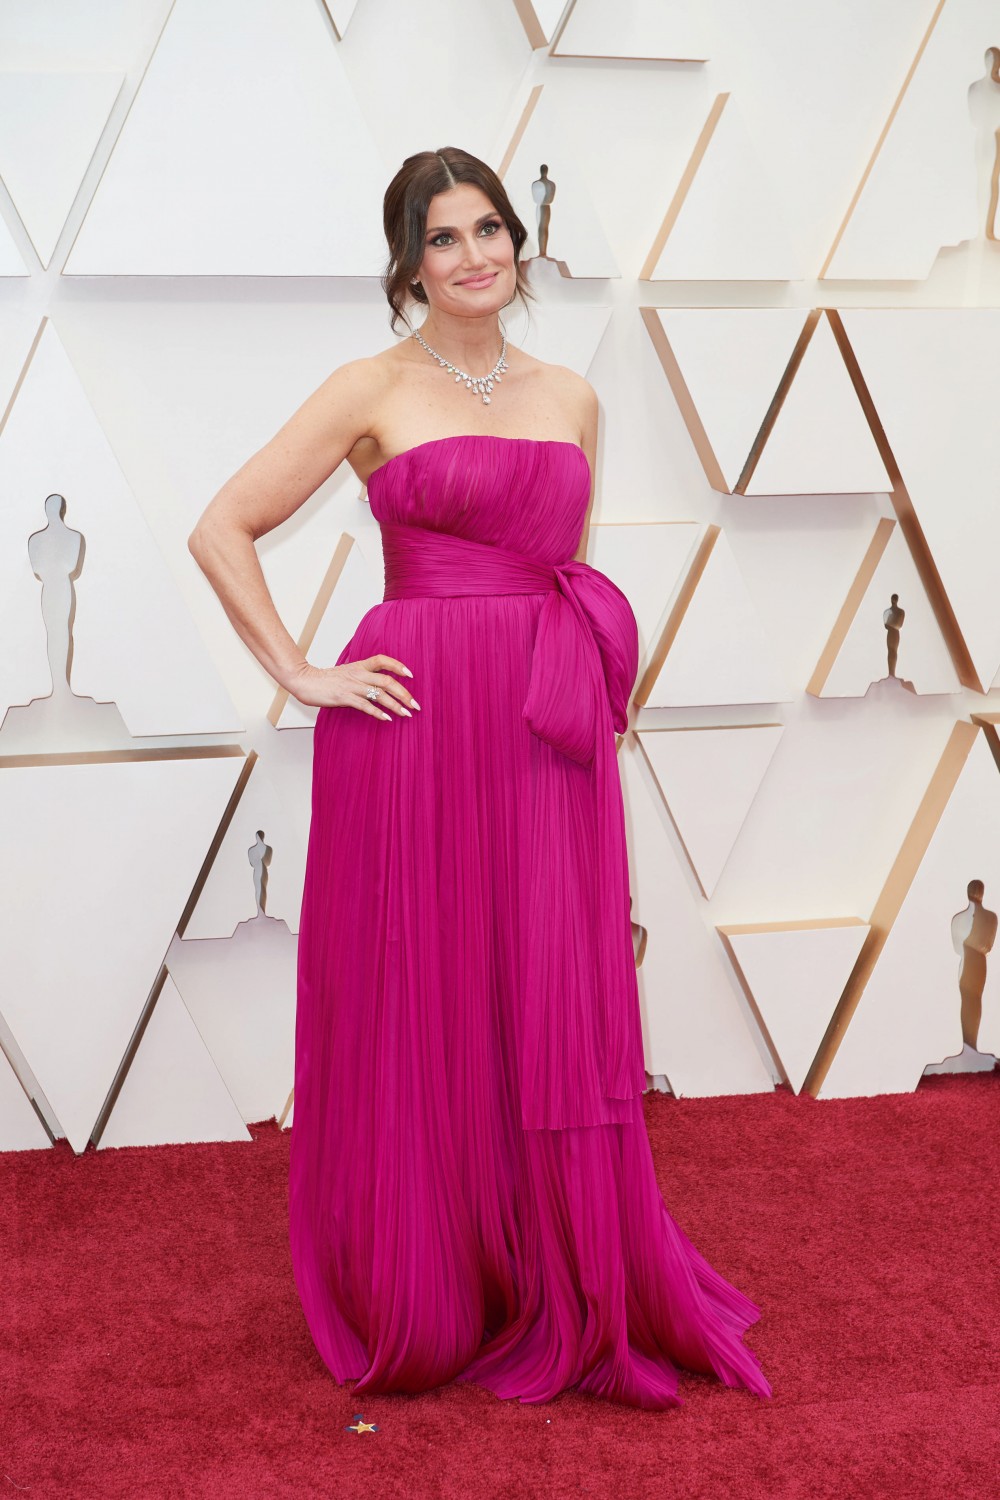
[954,879,997,1049]
[883,593,905,678]
[249,829,272,916]
[968,46,1000,241]
[531,165,556,258]
[164,827,298,1125]
[863,590,915,698]
[0,494,129,748]
[924,878,999,1075]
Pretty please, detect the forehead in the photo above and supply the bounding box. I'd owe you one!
[424,182,498,230]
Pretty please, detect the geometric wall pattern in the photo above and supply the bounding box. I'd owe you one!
[2,0,999,1153]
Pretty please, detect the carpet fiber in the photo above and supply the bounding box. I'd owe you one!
[4,1072,998,1500]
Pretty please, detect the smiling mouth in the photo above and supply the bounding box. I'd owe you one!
[460,272,497,286]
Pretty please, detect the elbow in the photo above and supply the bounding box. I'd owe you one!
[187,521,217,570]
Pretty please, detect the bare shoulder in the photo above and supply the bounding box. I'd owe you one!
[554,363,598,419]
[317,349,392,409]
[513,349,597,442]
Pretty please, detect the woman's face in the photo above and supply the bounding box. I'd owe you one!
[414,183,515,317]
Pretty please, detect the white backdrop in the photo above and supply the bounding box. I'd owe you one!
[2,0,999,1153]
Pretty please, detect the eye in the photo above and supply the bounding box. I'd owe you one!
[429,219,503,248]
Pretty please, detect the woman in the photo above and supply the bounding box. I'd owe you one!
[189,146,772,1410]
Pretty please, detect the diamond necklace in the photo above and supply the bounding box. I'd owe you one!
[411,326,508,404]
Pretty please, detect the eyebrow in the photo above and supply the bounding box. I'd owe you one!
[425,211,498,234]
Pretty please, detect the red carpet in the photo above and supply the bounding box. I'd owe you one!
[4,1072,999,1500]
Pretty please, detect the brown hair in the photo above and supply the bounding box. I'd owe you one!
[382,147,536,338]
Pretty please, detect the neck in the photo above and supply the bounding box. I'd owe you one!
[414,312,505,375]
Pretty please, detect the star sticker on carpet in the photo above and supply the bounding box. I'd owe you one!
[345,1413,378,1434]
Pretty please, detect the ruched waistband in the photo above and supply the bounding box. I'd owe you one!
[381,521,639,771]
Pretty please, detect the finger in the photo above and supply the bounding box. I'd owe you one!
[354,694,392,721]
[363,676,412,716]
[369,653,414,679]
[369,671,418,709]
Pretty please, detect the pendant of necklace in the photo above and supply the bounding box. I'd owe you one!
[411,326,508,404]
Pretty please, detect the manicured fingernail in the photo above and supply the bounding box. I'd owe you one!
[402,668,414,677]
[410,699,421,711]
[381,712,391,720]
[400,707,412,717]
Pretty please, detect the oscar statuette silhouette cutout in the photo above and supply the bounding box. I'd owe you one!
[924,879,999,1075]
[968,46,1000,242]
[0,493,129,749]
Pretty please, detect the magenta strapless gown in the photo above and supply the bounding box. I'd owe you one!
[290,433,771,1409]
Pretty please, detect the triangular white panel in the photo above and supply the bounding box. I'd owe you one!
[640,724,784,899]
[0,320,242,738]
[841,309,1000,693]
[747,316,890,495]
[824,0,993,279]
[817,522,961,699]
[657,308,807,492]
[167,917,298,1125]
[650,94,801,281]
[646,530,792,706]
[0,754,245,1152]
[64,0,387,275]
[321,0,360,39]
[0,71,124,268]
[98,976,251,1149]
[0,1047,51,1151]
[553,0,711,60]
[820,733,1000,1098]
[509,300,614,380]
[0,205,31,275]
[621,740,774,1096]
[722,922,870,1093]
[184,759,307,938]
[502,99,620,278]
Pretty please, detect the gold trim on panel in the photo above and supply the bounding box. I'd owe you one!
[801,718,979,1097]
[714,929,790,1087]
[733,310,819,495]
[640,93,728,281]
[807,516,896,696]
[719,917,867,936]
[633,524,717,706]
[90,964,170,1148]
[641,307,729,491]
[174,749,258,938]
[827,310,980,691]
[547,0,580,53]
[511,0,553,51]
[818,0,947,278]
[549,0,709,63]
[496,84,544,181]
[0,744,245,769]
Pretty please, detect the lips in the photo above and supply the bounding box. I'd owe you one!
[459,272,497,287]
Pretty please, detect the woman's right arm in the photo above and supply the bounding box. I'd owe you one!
[187,359,416,720]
